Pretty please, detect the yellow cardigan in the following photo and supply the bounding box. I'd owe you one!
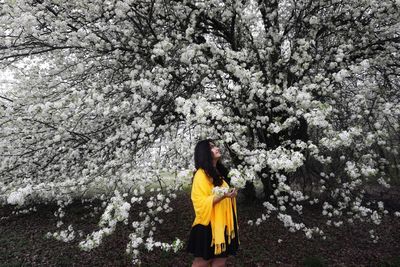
[191,168,239,255]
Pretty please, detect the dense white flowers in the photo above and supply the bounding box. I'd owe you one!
[265,147,305,173]
[78,191,131,251]
[0,0,398,261]
[7,184,33,206]
[212,186,229,197]
[228,168,250,189]
[7,191,26,206]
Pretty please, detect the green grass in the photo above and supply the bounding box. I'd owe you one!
[302,255,328,267]
[378,256,400,267]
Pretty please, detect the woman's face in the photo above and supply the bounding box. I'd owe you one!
[210,142,221,160]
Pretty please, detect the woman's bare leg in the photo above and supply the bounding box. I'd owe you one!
[192,257,212,267]
[211,257,227,267]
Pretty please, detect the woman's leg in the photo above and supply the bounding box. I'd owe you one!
[211,257,227,267]
[192,257,212,267]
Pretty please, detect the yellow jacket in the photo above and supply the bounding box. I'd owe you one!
[191,168,239,255]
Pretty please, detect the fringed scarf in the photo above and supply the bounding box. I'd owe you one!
[190,168,240,255]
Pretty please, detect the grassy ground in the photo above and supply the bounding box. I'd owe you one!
[1,190,400,267]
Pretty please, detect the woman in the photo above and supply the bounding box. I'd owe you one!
[186,139,240,267]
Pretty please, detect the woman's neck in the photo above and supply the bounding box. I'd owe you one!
[212,159,217,168]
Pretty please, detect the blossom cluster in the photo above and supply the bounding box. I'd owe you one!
[125,187,180,265]
[228,168,251,189]
[212,186,229,197]
[78,190,131,251]
[45,224,77,243]
[7,184,33,206]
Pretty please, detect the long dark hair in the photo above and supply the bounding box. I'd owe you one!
[193,139,230,186]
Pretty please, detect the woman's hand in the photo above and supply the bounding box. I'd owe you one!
[214,188,237,205]
[224,188,238,198]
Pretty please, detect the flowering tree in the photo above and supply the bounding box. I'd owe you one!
[1,0,399,264]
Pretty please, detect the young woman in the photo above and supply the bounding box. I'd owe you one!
[186,139,240,267]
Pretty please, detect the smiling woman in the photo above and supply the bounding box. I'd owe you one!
[186,139,240,267]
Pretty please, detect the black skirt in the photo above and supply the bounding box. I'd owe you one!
[186,204,239,260]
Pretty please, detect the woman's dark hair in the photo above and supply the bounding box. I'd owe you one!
[193,139,230,186]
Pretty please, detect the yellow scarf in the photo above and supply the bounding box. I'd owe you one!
[190,168,240,255]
